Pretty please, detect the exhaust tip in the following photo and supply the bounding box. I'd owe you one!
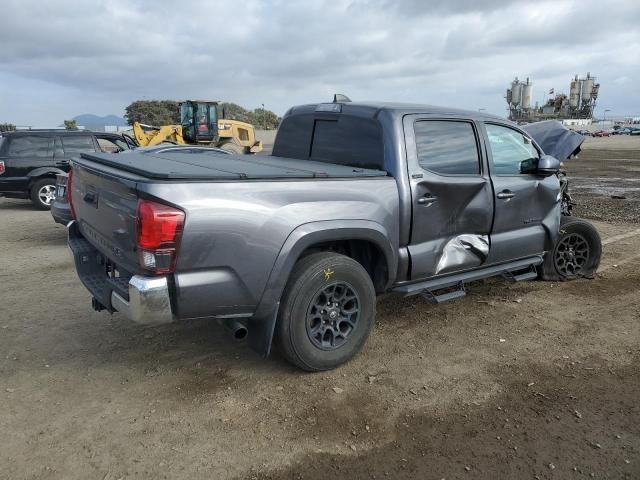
[218,319,249,343]
[233,326,248,341]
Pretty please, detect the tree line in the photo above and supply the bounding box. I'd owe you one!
[124,101,281,130]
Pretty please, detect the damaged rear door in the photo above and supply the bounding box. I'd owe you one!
[403,115,494,280]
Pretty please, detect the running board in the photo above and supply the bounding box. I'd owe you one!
[502,266,538,283]
[393,256,543,300]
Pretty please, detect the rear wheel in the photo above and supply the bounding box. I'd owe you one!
[30,178,57,210]
[218,142,245,155]
[275,252,376,371]
[539,217,601,281]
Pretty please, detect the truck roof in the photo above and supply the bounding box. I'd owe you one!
[287,101,506,123]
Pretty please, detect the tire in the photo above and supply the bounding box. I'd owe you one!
[539,217,602,281]
[218,142,245,155]
[30,178,57,210]
[275,252,377,371]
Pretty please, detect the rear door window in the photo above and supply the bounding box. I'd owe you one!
[414,120,480,175]
[97,137,128,153]
[7,136,52,158]
[61,135,96,156]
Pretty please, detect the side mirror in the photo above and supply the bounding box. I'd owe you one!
[536,154,561,175]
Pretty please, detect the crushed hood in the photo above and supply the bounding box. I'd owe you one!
[521,120,585,161]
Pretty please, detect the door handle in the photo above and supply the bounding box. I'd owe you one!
[497,190,515,200]
[417,194,438,205]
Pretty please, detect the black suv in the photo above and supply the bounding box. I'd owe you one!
[0,130,134,209]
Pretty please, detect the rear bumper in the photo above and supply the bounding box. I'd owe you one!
[68,220,174,325]
[111,276,174,325]
[51,200,72,225]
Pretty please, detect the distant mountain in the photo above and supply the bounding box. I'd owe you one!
[72,114,127,130]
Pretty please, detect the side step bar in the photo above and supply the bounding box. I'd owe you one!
[393,256,543,303]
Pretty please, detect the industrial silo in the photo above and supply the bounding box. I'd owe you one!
[569,75,581,108]
[521,78,533,109]
[581,73,594,103]
[511,78,522,107]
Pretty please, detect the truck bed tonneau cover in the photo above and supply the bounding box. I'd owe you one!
[78,150,388,180]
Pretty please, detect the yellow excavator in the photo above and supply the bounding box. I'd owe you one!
[130,100,263,154]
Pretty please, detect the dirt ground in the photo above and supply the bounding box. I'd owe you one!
[1,139,639,480]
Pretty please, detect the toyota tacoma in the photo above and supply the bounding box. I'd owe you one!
[67,99,601,371]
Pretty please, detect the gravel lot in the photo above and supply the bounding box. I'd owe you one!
[1,140,639,480]
[567,135,640,223]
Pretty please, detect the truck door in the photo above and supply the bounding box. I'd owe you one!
[403,116,494,280]
[481,122,560,264]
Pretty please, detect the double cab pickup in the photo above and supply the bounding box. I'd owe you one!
[67,100,601,370]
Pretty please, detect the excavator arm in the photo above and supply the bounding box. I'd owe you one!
[132,122,186,147]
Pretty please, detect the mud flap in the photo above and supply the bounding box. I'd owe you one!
[247,302,280,358]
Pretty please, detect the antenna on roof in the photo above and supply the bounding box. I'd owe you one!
[333,94,352,103]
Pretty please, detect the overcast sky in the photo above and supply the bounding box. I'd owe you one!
[1,0,638,126]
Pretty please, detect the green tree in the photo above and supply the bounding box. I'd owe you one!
[124,100,179,126]
[63,119,78,130]
[249,108,280,130]
[219,103,281,129]
[0,123,16,132]
[123,100,280,129]
[219,102,253,123]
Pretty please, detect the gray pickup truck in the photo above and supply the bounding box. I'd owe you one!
[67,100,601,371]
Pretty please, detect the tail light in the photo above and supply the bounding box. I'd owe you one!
[0,161,5,175]
[67,170,77,219]
[136,199,185,274]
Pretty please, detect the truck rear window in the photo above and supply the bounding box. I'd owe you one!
[273,114,384,170]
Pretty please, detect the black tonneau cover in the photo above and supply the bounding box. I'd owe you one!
[78,150,388,180]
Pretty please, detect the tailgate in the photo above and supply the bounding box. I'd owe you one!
[70,160,141,274]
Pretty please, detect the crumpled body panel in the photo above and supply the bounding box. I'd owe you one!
[522,120,584,160]
[435,234,489,275]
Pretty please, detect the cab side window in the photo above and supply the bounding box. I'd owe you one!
[485,124,539,175]
[414,121,480,175]
[7,136,51,158]
[97,137,127,153]
[61,136,95,156]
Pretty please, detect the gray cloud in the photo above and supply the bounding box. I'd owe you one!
[0,0,638,126]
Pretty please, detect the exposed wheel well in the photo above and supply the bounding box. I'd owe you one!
[29,175,57,190]
[298,240,388,292]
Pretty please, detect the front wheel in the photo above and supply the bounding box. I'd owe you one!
[539,217,602,281]
[275,252,377,371]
